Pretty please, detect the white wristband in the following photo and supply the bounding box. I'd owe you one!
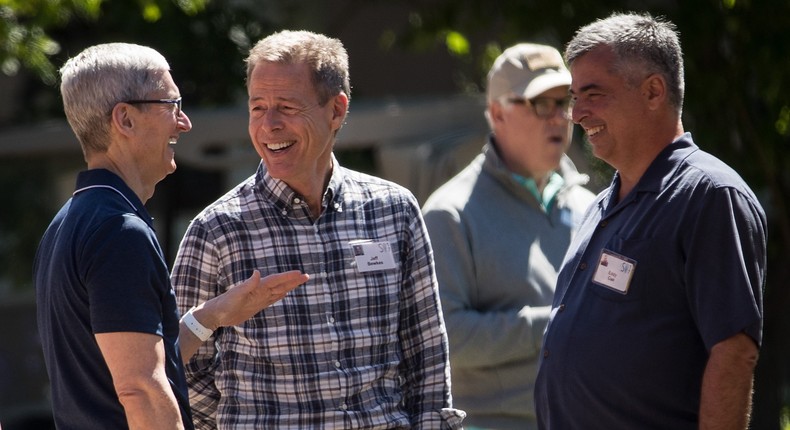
[181,307,214,342]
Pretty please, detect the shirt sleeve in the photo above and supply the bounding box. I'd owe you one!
[397,198,466,429]
[171,219,222,428]
[84,214,168,336]
[684,185,766,350]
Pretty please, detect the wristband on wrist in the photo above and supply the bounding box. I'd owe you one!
[181,307,214,342]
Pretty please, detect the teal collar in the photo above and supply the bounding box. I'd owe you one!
[512,171,564,213]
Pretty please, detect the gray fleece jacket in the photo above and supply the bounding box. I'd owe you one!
[422,139,596,430]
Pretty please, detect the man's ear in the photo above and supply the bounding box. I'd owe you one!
[487,101,505,124]
[111,102,136,138]
[642,74,667,110]
[330,92,349,131]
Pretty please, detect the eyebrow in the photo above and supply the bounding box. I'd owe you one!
[248,95,301,104]
[570,83,602,96]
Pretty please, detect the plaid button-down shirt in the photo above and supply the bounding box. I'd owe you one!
[172,159,464,429]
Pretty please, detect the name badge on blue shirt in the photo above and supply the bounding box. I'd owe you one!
[592,249,637,294]
[350,240,397,273]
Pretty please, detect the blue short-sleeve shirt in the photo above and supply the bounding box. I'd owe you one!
[34,169,193,429]
[534,133,766,429]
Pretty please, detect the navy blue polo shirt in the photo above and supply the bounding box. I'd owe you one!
[534,133,766,429]
[34,169,193,429]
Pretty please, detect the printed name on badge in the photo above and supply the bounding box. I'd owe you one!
[349,239,397,273]
[592,249,636,294]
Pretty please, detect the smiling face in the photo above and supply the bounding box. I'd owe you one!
[569,46,650,171]
[132,70,192,184]
[489,85,572,181]
[247,61,347,198]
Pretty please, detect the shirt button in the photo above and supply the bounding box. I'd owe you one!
[340,403,348,411]
[600,220,608,227]
[281,209,288,216]
[293,197,301,204]
[328,316,335,324]
[579,262,588,270]
[558,304,566,312]
[543,349,550,358]
[334,361,341,368]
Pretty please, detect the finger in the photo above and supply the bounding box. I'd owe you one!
[261,270,309,286]
[270,280,304,296]
[267,282,298,297]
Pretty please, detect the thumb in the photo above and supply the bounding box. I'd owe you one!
[238,269,261,292]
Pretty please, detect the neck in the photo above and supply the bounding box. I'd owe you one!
[87,154,152,203]
[616,120,685,201]
[508,160,553,194]
[288,160,334,221]
[533,172,553,194]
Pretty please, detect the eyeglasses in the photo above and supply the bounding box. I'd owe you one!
[125,97,182,116]
[507,96,572,119]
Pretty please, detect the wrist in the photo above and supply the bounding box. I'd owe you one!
[180,307,215,341]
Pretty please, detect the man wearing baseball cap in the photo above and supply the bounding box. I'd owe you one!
[422,43,596,429]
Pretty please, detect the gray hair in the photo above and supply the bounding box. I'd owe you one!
[245,30,351,106]
[565,12,685,113]
[59,43,171,157]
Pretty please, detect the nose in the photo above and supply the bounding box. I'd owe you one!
[178,110,192,132]
[260,108,284,132]
[570,100,585,124]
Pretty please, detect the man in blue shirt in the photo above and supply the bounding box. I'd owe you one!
[535,12,766,429]
[34,43,307,429]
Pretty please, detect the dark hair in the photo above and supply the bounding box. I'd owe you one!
[565,12,685,113]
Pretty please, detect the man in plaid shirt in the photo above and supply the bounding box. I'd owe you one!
[171,30,465,429]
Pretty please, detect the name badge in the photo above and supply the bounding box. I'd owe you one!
[592,249,636,294]
[349,240,397,273]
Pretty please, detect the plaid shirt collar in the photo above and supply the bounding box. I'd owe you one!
[252,155,343,217]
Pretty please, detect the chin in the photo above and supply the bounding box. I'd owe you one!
[166,160,177,175]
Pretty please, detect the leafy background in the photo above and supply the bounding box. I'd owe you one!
[1,0,787,428]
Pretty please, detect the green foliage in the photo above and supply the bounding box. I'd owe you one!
[444,30,469,56]
[0,0,787,426]
[777,106,790,136]
[0,0,88,83]
[0,0,204,83]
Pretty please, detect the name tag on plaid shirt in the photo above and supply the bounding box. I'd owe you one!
[350,240,397,273]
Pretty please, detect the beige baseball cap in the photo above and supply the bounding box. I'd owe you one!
[487,43,571,102]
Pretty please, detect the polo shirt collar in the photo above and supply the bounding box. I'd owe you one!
[74,168,152,225]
